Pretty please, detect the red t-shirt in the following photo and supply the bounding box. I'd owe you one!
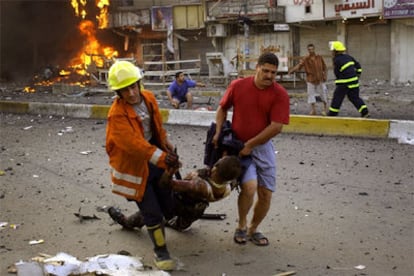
[219,76,290,142]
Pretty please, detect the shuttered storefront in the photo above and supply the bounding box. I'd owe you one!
[296,21,390,81]
[347,22,390,81]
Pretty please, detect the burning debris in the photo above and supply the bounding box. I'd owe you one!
[23,0,118,94]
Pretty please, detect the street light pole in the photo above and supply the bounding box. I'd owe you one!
[243,0,250,70]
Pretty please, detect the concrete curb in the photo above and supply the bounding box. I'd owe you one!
[1,100,413,143]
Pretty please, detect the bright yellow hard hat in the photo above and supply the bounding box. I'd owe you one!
[108,61,142,91]
[329,41,346,51]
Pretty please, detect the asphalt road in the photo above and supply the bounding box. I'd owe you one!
[0,113,413,276]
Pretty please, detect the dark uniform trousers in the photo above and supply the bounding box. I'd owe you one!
[329,84,368,116]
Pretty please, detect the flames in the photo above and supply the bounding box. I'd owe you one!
[25,0,116,93]
[96,0,110,29]
[68,20,118,75]
[69,0,117,74]
[71,0,109,28]
[71,0,87,19]
[23,87,36,93]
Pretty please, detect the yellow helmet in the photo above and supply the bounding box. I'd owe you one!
[329,41,346,51]
[108,61,142,91]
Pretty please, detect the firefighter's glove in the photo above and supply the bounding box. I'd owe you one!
[165,150,180,169]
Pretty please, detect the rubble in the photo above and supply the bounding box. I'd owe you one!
[13,252,170,276]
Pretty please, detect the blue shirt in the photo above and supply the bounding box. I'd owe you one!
[168,79,196,101]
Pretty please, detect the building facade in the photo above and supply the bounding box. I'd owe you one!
[107,0,414,83]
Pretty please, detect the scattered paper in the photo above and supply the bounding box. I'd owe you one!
[29,239,44,245]
[354,264,366,270]
[42,252,170,276]
[0,222,8,229]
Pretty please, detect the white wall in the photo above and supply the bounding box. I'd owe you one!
[325,0,382,20]
[223,32,291,70]
[278,0,325,22]
[391,19,414,83]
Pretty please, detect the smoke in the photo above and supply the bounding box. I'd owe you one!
[0,0,119,82]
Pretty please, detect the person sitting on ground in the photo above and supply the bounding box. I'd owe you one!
[166,71,205,109]
[108,155,242,231]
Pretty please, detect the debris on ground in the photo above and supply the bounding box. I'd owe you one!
[12,252,170,276]
[74,207,101,222]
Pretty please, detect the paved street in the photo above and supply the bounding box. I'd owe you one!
[0,113,413,275]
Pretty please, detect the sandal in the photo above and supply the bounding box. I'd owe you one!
[233,228,247,244]
[249,232,269,246]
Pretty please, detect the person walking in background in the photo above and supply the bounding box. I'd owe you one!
[105,60,180,271]
[167,71,205,109]
[213,52,290,246]
[328,41,369,117]
[288,43,328,115]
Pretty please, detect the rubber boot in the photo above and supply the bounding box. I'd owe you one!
[360,107,369,118]
[108,207,144,230]
[147,224,176,271]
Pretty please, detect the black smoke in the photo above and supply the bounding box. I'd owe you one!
[0,0,120,82]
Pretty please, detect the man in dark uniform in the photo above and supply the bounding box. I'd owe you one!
[328,41,369,117]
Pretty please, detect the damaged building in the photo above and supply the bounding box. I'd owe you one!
[1,0,413,85]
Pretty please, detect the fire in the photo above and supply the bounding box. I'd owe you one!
[69,0,117,75]
[68,20,118,75]
[59,70,72,76]
[23,0,115,93]
[23,86,36,93]
[71,0,87,19]
[71,0,110,28]
[96,0,110,29]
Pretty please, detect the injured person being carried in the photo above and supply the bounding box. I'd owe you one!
[108,120,249,231]
[108,155,243,231]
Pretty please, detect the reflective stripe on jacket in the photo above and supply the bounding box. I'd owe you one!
[333,53,362,88]
[106,90,169,202]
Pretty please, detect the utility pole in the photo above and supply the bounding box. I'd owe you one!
[243,0,250,70]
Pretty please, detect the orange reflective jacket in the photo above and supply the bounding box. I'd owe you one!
[106,90,169,202]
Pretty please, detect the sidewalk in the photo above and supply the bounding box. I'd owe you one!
[1,99,413,145]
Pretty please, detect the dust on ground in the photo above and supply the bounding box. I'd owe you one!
[0,113,413,275]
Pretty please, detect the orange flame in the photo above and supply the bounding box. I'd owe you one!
[23,86,36,93]
[96,0,109,29]
[60,70,72,76]
[69,20,118,74]
[71,0,87,19]
[69,0,115,75]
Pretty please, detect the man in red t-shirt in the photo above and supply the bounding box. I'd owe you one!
[213,52,290,246]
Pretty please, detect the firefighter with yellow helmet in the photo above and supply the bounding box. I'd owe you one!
[105,60,179,271]
[328,41,369,117]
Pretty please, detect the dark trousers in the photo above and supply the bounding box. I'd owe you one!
[328,85,368,116]
[136,163,175,226]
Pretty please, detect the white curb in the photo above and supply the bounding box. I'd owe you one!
[389,120,414,145]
